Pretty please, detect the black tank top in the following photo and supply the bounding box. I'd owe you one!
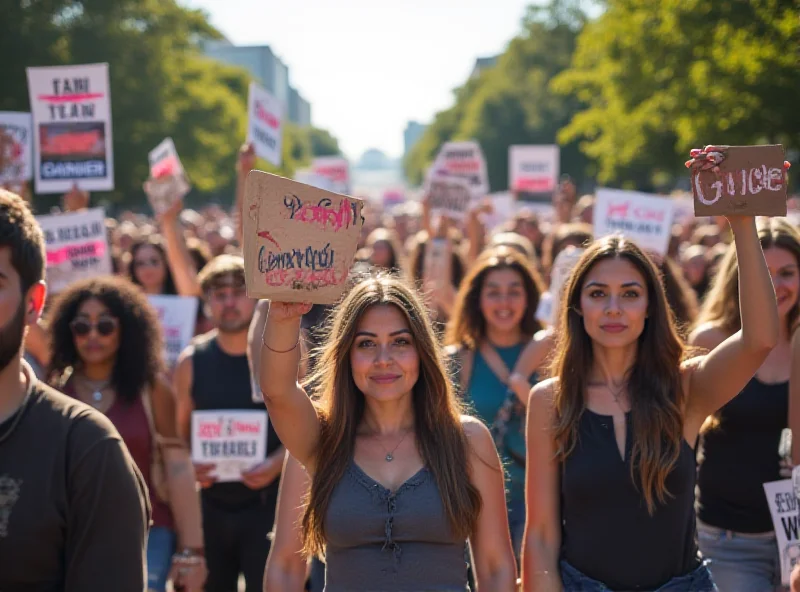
[561,410,699,590]
[696,377,788,533]
[191,335,282,508]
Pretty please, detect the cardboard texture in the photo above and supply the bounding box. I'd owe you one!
[692,145,787,216]
[427,176,473,220]
[243,170,364,304]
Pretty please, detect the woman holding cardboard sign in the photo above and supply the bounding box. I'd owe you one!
[690,218,800,591]
[260,275,518,591]
[522,193,779,590]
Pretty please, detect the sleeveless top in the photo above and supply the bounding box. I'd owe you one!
[697,376,788,533]
[561,410,699,590]
[323,461,469,591]
[191,335,282,508]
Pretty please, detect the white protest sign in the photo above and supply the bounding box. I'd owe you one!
[763,479,800,585]
[147,295,198,367]
[144,138,190,214]
[312,156,350,195]
[0,112,33,183]
[427,176,473,220]
[294,168,335,192]
[430,141,489,196]
[36,207,112,293]
[509,145,559,196]
[247,82,283,167]
[191,410,268,482]
[27,63,114,193]
[594,189,676,256]
[549,247,585,325]
[482,192,516,230]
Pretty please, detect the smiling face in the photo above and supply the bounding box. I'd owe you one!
[480,267,527,336]
[349,304,420,404]
[579,257,649,349]
[764,246,800,321]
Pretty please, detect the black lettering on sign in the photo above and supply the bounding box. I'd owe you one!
[782,514,800,541]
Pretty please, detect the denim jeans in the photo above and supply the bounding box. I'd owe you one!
[560,559,717,591]
[697,520,785,592]
[146,526,177,592]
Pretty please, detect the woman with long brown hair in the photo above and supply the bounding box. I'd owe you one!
[445,246,552,560]
[259,275,517,590]
[522,213,779,591]
[690,218,800,591]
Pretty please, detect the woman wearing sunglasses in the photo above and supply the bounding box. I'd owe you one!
[46,276,206,592]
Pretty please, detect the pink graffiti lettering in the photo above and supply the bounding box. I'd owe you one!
[295,200,354,231]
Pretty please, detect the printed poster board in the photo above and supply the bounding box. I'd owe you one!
[147,295,198,367]
[247,82,283,167]
[242,170,364,304]
[312,156,350,195]
[594,188,676,256]
[36,207,112,293]
[427,176,473,221]
[191,410,268,482]
[509,145,560,203]
[144,138,190,214]
[0,112,33,183]
[763,479,800,586]
[27,63,114,193]
[692,145,787,217]
[430,141,489,196]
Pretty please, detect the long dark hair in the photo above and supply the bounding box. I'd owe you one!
[301,275,481,556]
[128,237,177,295]
[48,276,163,403]
[551,236,686,514]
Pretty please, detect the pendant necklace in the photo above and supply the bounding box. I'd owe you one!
[375,429,411,462]
[82,377,112,406]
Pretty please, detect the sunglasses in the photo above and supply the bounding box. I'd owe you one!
[70,318,119,337]
[134,257,162,268]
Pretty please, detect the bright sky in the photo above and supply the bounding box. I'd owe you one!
[181,0,538,161]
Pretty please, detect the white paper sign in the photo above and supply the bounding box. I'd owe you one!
[294,168,335,192]
[594,188,676,256]
[145,138,190,213]
[763,479,800,585]
[548,246,585,325]
[147,295,198,367]
[36,207,112,293]
[247,82,283,167]
[427,176,473,220]
[430,141,489,196]
[0,112,33,182]
[191,410,268,482]
[312,156,350,194]
[509,145,559,194]
[26,63,114,193]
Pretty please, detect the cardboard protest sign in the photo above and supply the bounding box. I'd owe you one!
[312,157,351,195]
[147,295,198,367]
[763,479,800,585]
[144,138,190,214]
[247,82,283,167]
[692,145,787,217]
[509,145,560,202]
[430,141,489,196]
[594,189,676,256]
[36,207,112,293]
[27,63,114,193]
[427,176,473,220]
[191,410,268,482]
[0,112,33,183]
[243,170,365,304]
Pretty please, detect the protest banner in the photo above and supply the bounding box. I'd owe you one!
[294,168,336,192]
[763,479,800,585]
[147,295,198,367]
[191,410,268,482]
[692,145,787,217]
[427,176,473,220]
[36,207,112,293]
[27,63,114,193]
[0,112,33,183]
[509,145,560,203]
[430,141,489,196]
[311,156,350,194]
[144,138,190,214]
[594,188,676,256]
[242,170,365,304]
[247,82,283,167]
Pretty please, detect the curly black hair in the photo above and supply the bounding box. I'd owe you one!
[47,275,163,403]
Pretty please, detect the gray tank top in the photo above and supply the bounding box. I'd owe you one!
[323,460,470,591]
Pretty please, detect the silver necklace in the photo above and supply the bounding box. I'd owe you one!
[82,377,112,405]
[589,381,628,412]
[373,429,411,462]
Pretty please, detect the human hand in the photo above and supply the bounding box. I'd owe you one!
[268,302,312,324]
[241,458,279,490]
[170,551,207,592]
[193,462,217,489]
[237,143,256,175]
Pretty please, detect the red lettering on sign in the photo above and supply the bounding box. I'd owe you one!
[255,102,280,129]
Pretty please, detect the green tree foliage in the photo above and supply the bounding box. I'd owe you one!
[553,0,800,188]
[308,127,341,157]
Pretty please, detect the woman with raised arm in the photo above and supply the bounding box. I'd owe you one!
[690,218,800,591]
[260,275,517,591]
[522,209,779,589]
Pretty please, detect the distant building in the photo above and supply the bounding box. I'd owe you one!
[203,40,310,127]
[403,121,427,157]
[470,55,499,79]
